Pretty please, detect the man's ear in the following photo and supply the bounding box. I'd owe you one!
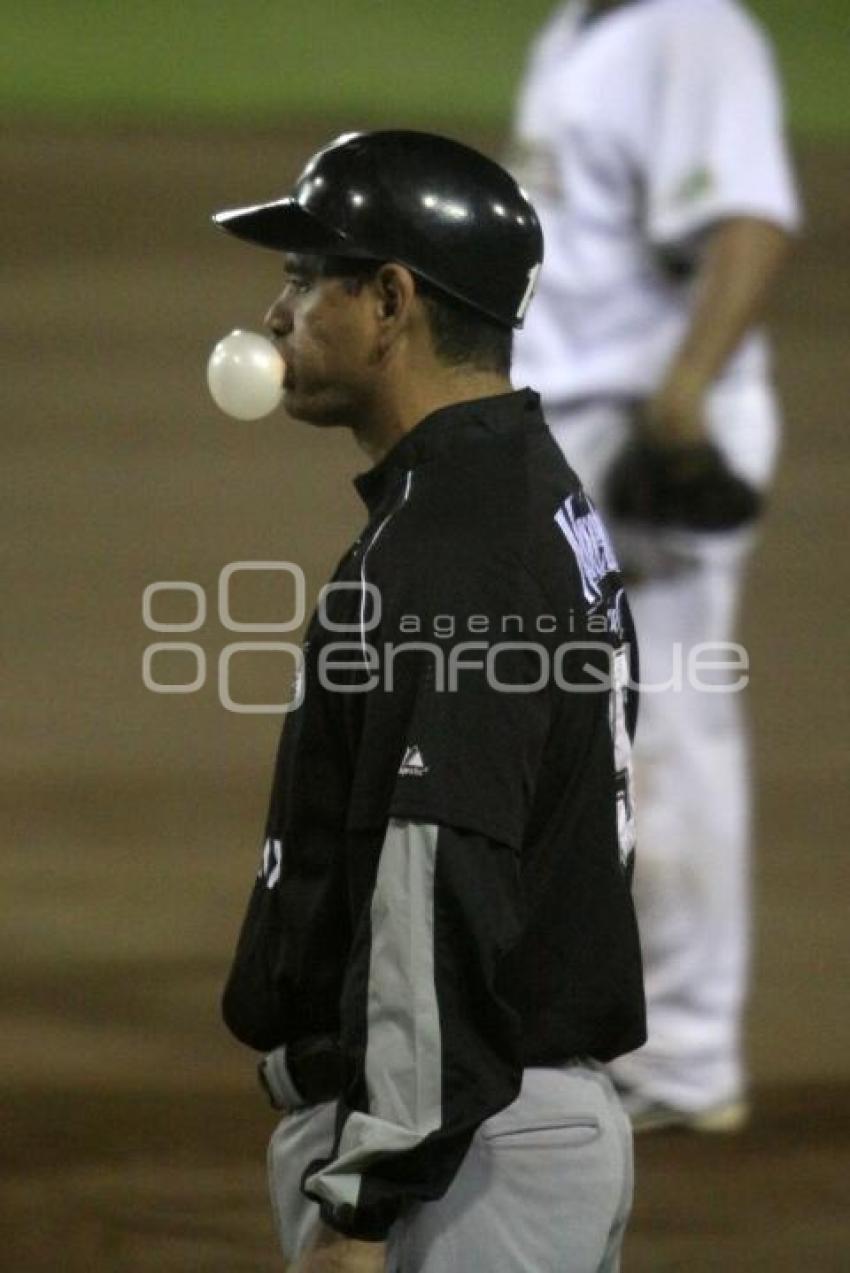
[373,264,417,328]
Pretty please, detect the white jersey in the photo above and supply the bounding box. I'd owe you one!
[511,0,801,402]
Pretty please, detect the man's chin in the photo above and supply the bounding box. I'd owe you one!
[282,386,349,429]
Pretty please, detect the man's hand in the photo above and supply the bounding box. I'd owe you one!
[605,435,762,531]
[288,1223,386,1273]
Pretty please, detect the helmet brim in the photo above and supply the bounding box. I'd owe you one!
[212,198,352,256]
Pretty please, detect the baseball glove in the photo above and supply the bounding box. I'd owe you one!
[604,438,763,532]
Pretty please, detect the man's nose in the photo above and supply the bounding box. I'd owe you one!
[265,296,293,339]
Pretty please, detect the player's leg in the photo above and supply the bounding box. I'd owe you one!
[548,382,780,1126]
[387,1063,633,1273]
[607,537,754,1120]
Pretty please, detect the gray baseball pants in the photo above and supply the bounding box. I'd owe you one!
[268,1061,633,1272]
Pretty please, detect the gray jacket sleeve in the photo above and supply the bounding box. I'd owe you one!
[302,817,525,1241]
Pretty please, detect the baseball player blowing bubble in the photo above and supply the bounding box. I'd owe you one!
[509,0,801,1130]
[210,131,646,1272]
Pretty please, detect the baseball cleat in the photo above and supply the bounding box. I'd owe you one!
[619,1092,751,1134]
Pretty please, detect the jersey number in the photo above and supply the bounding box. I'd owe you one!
[609,645,636,871]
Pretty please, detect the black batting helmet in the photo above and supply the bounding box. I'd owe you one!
[212,130,543,330]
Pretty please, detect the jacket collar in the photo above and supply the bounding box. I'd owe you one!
[353,388,542,514]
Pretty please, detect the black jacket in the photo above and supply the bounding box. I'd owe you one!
[223,389,645,1239]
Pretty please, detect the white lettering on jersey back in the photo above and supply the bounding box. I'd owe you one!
[555,492,620,605]
[610,644,637,869]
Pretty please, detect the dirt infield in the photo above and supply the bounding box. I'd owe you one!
[3,122,849,1270]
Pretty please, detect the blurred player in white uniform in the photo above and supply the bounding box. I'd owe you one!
[511,0,800,1128]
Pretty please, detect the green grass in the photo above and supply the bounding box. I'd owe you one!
[749,0,848,137]
[1,1,846,136]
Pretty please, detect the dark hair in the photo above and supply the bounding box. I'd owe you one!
[415,277,513,375]
[322,256,513,375]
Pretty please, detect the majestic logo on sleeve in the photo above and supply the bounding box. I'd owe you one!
[555,492,620,606]
[258,837,283,889]
[399,745,429,777]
